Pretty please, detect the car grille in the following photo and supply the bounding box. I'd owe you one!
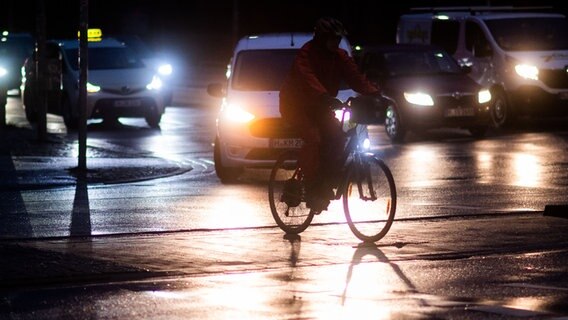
[436,94,476,109]
[102,86,146,95]
[539,69,568,89]
[249,118,300,138]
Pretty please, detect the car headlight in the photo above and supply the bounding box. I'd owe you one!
[515,64,538,80]
[221,101,255,123]
[146,75,163,90]
[478,89,491,104]
[0,67,7,77]
[87,82,100,93]
[158,63,173,76]
[404,92,434,106]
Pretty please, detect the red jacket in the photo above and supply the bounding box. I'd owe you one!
[280,39,378,119]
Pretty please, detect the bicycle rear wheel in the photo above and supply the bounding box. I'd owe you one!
[268,151,314,234]
[343,155,396,242]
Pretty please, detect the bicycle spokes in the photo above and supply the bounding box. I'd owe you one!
[343,157,396,242]
[268,151,314,234]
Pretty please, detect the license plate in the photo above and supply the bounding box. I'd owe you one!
[444,107,474,117]
[270,138,303,149]
[559,92,568,100]
[114,99,141,107]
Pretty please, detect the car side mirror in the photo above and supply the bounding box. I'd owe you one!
[207,83,225,98]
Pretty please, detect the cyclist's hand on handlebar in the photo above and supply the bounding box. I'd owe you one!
[321,94,344,109]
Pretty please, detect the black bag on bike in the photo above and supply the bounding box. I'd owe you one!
[350,95,388,125]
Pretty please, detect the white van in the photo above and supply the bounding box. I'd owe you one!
[207,33,356,183]
[397,7,568,127]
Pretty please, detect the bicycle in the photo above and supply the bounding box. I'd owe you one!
[268,96,397,242]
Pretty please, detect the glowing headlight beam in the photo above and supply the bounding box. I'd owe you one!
[515,64,538,80]
[404,92,434,106]
[223,103,255,123]
[158,63,173,76]
[478,89,491,104]
[86,82,100,93]
[146,75,163,90]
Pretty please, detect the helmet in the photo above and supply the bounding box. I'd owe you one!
[314,17,348,37]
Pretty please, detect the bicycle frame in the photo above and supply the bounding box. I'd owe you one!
[333,106,376,200]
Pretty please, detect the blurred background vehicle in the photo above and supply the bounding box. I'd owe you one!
[397,7,568,128]
[0,31,34,96]
[358,44,492,142]
[207,33,358,183]
[21,29,166,129]
[114,34,176,106]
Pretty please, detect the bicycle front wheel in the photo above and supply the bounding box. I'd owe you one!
[268,151,314,234]
[343,155,397,242]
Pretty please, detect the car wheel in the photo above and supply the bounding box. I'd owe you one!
[385,105,406,143]
[62,97,79,130]
[491,90,514,128]
[145,112,162,128]
[468,126,488,139]
[214,137,242,183]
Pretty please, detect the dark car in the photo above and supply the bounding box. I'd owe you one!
[358,44,492,142]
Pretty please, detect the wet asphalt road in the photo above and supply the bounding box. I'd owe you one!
[1,91,568,318]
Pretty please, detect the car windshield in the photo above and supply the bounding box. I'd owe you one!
[114,35,154,59]
[486,17,568,51]
[232,49,298,91]
[65,46,145,70]
[377,49,462,76]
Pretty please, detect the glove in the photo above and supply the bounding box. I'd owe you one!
[320,94,343,109]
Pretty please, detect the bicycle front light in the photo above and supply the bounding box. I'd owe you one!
[0,67,7,78]
[363,138,371,150]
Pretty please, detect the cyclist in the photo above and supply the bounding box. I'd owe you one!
[279,17,382,212]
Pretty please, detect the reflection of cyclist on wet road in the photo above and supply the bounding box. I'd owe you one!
[279,17,380,212]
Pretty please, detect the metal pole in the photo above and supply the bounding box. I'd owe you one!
[232,0,239,46]
[36,0,47,141]
[78,0,88,171]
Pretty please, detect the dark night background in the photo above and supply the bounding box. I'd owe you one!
[1,1,566,68]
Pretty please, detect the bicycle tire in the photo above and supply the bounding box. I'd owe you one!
[268,151,314,234]
[343,155,397,242]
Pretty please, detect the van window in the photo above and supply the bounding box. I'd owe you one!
[465,21,492,57]
[431,20,459,54]
[485,17,568,51]
[232,49,299,91]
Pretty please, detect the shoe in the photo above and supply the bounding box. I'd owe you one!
[306,196,330,213]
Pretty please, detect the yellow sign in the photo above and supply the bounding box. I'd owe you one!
[77,28,102,41]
